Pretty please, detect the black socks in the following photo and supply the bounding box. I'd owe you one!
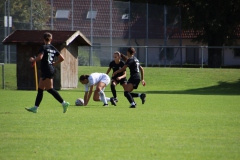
[124,91,134,103]
[130,93,139,98]
[111,83,116,98]
[47,88,64,103]
[35,88,43,106]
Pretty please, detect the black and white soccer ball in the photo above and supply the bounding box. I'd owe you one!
[75,98,84,106]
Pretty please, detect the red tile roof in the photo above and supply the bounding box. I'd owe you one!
[47,0,239,39]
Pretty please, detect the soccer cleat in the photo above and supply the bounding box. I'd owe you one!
[25,107,38,113]
[110,97,116,106]
[129,105,136,108]
[114,98,118,102]
[103,104,109,107]
[140,93,146,104]
[62,102,70,113]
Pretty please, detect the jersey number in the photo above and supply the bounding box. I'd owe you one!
[48,53,54,64]
[136,62,140,72]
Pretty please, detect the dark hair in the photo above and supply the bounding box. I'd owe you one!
[120,53,128,62]
[127,47,136,55]
[79,75,89,81]
[43,32,52,42]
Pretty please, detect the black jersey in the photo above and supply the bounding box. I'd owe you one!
[38,44,60,72]
[125,56,140,78]
[109,60,125,77]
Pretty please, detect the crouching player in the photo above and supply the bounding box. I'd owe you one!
[79,73,116,106]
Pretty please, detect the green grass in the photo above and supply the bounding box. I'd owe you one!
[0,64,240,160]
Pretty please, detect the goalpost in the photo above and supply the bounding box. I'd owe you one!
[0,63,4,89]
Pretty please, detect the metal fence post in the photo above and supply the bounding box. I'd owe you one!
[0,63,4,89]
[201,47,204,68]
[145,46,148,67]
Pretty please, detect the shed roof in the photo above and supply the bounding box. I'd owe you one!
[2,30,92,46]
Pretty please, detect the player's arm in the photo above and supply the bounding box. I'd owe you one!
[53,54,64,66]
[139,66,146,86]
[29,53,43,62]
[84,85,94,106]
[83,91,89,106]
[117,70,126,80]
[113,65,127,76]
[106,67,111,75]
[121,53,128,62]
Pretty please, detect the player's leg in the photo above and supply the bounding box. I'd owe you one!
[128,78,145,104]
[130,93,146,104]
[93,89,101,101]
[96,81,109,106]
[25,77,44,113]
[35,77,44,106]
[45,78,69,113]
[124,77,142,108]
[110,80,117,99]
[45,78,63,103]
[124,83,136,108]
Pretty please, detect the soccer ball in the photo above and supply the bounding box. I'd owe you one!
[75,98,84,106]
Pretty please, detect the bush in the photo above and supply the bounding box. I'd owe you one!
[78,48,101,66]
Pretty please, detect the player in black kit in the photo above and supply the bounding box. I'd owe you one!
[25,32,69,113]
[106,51,127,102]
[113,47,146,108]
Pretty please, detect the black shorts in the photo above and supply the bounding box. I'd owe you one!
[41,69,55,80]
[112,76,127,85]
[127,76,140,89]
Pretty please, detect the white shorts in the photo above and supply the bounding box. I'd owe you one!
[100,74,110,85]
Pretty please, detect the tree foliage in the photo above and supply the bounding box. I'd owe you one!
[115,0,240,67]
[0,0,51,30]
[177,0,240,46]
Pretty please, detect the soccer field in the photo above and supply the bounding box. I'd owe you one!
[0,64,240,160]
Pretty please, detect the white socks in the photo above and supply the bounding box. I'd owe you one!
[98,90,108,104]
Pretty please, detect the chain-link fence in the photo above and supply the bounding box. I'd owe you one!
[0,0,240,67]
[0,1,180,63]
[79,45,240,67]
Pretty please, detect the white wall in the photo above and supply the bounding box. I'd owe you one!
[88,37,240,66]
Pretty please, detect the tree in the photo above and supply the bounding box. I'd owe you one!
[115,0,240,68]
[0,0,51,30]
[0,0,51,63]
[178,0,240,67]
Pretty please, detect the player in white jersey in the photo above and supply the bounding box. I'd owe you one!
[79,73,116,106]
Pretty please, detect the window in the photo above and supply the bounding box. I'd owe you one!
[86,10,97,19]
[55,10,70,19]
[234,48,240,58]
[121,14,129,20]
[186,47,199,64]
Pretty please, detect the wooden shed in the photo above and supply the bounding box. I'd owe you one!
[2,30,91,90]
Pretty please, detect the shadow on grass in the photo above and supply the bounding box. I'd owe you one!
[145,79,240,95]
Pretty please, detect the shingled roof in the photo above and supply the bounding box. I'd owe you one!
[47,0,239,40]
[47,0,191,39]
[2,30,91,46]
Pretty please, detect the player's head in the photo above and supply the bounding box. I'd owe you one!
[43,32,52,43]
[113,51,121,61]
[127,47,136,57]
[79,75,89,84]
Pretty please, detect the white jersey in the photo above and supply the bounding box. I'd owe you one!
[84,73,110,91]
